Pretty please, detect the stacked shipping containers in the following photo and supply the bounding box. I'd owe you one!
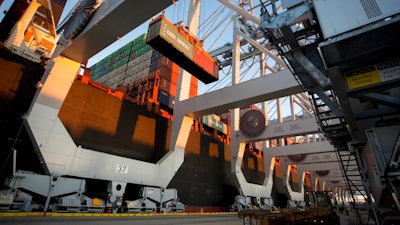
[153,52,198,109]
[124,34,152,86]
[201,114,228,135]
[90,34,151,90]
[90,33,198,111]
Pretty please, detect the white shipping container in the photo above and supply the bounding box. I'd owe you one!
[127,60,136,69]
[135,64,141,72]
[108,76,115,84]
[103,71,109,79]
[120,71,126,80]
[123,76,132,85]
[108,69,116,78]
[109,83,117,90]
[131,75,137,82]
[121,64,128,72]
[133,57,141,64]
[140,64,146,71]
[143,67,150,76]
[102,72,108,80]
[144,50,152,60]
[133,73,141,80]
[139,63,145,71]
[115,73,122,81]
[117,64,125,73]
[138,70,144,78]
[144,58,151,67]
[115,75,122,83]
[116,77,123,84]
[115,66,121,74]
[105,76,113,84]
[126,67,135,76]
[133,66,138,74]
[98,75,106,83]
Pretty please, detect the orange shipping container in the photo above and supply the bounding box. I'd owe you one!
[191,76,198,85]
[193,47,217,78]
[170,68,179,84]
[171,62,180,74]
[189,85,198,98]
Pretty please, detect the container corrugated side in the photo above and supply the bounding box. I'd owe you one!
[147,18,194,61]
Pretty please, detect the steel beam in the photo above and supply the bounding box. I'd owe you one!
[217,0,261,24]
[174,69,303,118]
[238,117,319,143]
[61,0,175,62]
[286,152,338,164]
[297,162,341,171]
[265,140,334,157]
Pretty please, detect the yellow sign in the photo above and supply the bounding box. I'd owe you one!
[344,66,381,89]
[344,58,400,89]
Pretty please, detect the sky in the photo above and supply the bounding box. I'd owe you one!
[0,0,14,22]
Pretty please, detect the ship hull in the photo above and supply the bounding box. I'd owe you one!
[0,49,269,210]
[0,47,45,178]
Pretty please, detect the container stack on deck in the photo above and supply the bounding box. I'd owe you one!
[90,33,198,115]
[90,34,152,89]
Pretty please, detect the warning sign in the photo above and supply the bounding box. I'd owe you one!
[344,58,400,90]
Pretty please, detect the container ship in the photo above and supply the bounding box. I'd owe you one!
[2,1,398,223]
[0,0,305,212]
[0,43,296,212]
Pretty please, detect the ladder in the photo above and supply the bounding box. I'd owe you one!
[310,90,378,225]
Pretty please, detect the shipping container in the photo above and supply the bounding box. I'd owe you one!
[146,15,219,84]
[202,114,228,135]
[158,90,170,107]
[89,30,199,112]
[190,76,198,97]
[171,61,180,74]
[158,65,176,83]
[147,15,194,60]
[157,56,173,70]
[159,77,177,97]
[193,47,218,78]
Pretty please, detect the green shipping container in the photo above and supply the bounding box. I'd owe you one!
[202,114,228,134]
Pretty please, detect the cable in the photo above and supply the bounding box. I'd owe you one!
[205,15,233,51]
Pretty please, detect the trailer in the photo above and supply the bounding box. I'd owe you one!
[239,191,339,225]
[239,208,339,225]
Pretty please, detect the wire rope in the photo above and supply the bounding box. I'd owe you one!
[205,14,233,51]
[201,7,228,40]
